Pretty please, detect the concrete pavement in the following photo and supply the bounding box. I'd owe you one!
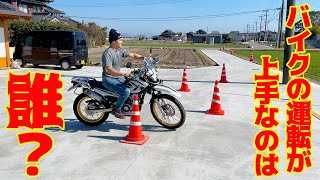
[0,50,319,180]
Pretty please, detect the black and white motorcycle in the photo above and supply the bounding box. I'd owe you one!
[68,58,186,129]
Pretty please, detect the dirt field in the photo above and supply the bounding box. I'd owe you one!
[88,46,217,68]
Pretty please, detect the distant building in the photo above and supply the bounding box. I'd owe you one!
[1,0,79,26]
[186,32,193,41]
[229,31,242,42]
[32,6,80,26]
[1,0,53,14]
[190,32,222,44]
[159,29,177,40]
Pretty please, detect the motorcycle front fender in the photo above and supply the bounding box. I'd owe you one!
[153,84,181,98]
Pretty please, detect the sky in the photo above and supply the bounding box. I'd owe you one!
[50,0,320,36]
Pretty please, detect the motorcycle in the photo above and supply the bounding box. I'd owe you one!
[68,57,186,129]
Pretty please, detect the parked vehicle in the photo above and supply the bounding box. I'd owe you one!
[68,57,186,129]
[16,30,88,70]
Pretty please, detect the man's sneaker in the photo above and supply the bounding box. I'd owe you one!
[111,108,126,119]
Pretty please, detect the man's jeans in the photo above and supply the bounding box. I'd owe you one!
[102,76,130,110]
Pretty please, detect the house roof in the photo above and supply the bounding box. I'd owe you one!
[0,2,32,20]
[32,12,80,26]
[162,29,175,34]
[45,5,65,14]
[21,0,53,5]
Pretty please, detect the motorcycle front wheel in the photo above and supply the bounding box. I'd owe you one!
[150,94,186,129]
[73,93,109,126]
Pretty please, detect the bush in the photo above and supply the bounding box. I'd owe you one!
[76,22,106,47]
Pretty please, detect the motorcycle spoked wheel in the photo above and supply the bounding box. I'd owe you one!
[150,94,186,129]
[73,93,109,126]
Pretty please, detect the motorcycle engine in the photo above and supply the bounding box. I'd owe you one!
[122,104,131,113]
[121,98,133,115]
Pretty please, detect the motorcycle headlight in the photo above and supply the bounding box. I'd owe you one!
[148,73,159,83]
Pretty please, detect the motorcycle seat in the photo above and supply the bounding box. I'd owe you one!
[88,79,110,91]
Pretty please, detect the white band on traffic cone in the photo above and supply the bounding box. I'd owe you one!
[212,99,221,104]
[133,101,139,105]
[131,111,140,116]
[213,92,220,96]
[182,81,188,84]
[130,121,142,126]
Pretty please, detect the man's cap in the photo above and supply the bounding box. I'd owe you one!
[109,29,124,43]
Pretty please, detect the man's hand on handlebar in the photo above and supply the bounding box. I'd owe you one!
[123,73,133,78]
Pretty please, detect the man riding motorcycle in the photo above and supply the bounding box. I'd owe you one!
[102,29,151,119]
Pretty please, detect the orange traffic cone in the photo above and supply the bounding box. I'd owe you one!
[219,46,222,51]
[179,68,191,92]
[223,45,225,51]
[250,53,254,62]
[206,80,224,115]
[120,95,149,145]
[230,49,234,55]
[275,56,278,61]
[219,63,229,83]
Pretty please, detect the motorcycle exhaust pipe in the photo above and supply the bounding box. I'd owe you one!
[87,108,112,113]
[84,89,104,101]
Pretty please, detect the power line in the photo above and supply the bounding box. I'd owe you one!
[53,0,193,7]
[267,9,279,23]
[67,8,280,22]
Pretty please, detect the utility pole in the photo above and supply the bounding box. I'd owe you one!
[252,25,255,41]
[264,10,269,42]
[247,24,250,41]
[255,21,258,41]
[259,15,263,43]
[277,0,285,48]
[283,0,296,84]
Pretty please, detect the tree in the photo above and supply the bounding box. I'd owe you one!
[222,34,232,43]
[295,11,320,33]
[102,26,108,32]
[77,22,107,47]
[196,29,207,34]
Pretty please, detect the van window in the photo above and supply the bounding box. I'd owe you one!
[25,36,32,46]
[50,39,57,48]
[75,33,86,47]
[32,35,50,48]
[61,38,72,50]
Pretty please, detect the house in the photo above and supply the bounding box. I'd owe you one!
[1,0,79,26]
[1,0,53,14]
[229,31,242,42]
[190,32,222,44]
[0,1,31,68]
[159,29,177,40]
[32,6,80,26]
[186,32,193,41]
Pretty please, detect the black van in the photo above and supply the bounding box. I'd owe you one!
[18,30,88,70]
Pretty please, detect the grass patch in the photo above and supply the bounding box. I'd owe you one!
[194,49,217,66]
[233,50,320,82]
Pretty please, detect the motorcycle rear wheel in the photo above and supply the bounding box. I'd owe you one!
[150,94,186,129]
[73,93,109,126]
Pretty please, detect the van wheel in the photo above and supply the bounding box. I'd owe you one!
[60,59,71,70]
[75,65,83,69]
[15,59,26,68]
[33,64,40,67]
